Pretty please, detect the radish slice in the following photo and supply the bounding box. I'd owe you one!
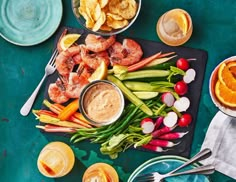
[183,68,196,84]
[141,118,155,134]
[161,92,175,107]
[174,97,190,112]
[163,112,178,127]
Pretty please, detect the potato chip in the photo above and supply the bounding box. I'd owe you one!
[79,9,94,28]
[92,3,102,21]
[100,24,113,31]
[118,0,137,20]
[107,16,129,29]
[92,11,106,31]
[99,0,109,8]
[108,0,120,15]
[107,13,123,21]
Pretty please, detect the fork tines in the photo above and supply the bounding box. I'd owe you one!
[48,49,59,66]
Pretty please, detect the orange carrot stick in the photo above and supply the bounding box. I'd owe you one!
[58,99,80,121]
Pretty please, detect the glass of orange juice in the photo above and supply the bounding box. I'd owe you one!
[156,8,193,46]
[37,141,75,178]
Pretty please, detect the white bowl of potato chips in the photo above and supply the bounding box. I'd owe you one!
[72,0,141,36]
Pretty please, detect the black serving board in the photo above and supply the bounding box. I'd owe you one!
[42,27,208,158]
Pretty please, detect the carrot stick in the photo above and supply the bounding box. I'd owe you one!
[36,124,77,133]
[58,99,80,121]
[70,116,92,128]
[127,51,176,72]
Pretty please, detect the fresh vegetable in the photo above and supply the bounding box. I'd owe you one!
[133,91,159,100]
[144,55,177,69]
[183,68,196,84]
[148,139,180,147]
[115,69,170,81]
[151,125,176,138]
[174,81,188,95]
[141,118,155,134]
[58,99,79,121]
[142,144,167,152]
[155,116,164,130]
[158,131,189,140]
[173,97,190,112]
[127,51,162,72]
[178,113,192,127]
[107,75,153,116]
[163,111,178,127]
[176,58,189,71]
[36,124,76,133]
[161,92,175,107]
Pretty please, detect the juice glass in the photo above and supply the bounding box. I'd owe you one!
[37,141,75,178]
[156,8,193,46]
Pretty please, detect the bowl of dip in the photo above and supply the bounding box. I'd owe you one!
[80,80,125,126]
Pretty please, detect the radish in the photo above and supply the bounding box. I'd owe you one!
[158,131,189,140]
[183,68,196,84]
[155,117,164,130]
[176,58,189,71]
[173,97,190,112]
[142,144,168,152]
[178,113,192,127]
[149,139,180,147]
[141,118,155,134]
[152,125,176,138]
[174,81,188,95]
[161,92,175,107]
[163,112,178,127]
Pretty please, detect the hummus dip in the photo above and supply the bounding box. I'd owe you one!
[82,82,123,124]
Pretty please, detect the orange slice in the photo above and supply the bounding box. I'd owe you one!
[215,80,236,107]
[167,10,189,35]
[227,61,236,77]
[218,62,236,91]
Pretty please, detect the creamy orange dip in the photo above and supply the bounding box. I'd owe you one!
[83,82,122,123]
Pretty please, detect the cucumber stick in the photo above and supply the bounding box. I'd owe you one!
[107,75,153,116]
[144,55,177,68]
[133,92,159,100]
[115,70,170,80]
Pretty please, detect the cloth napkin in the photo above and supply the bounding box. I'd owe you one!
[201,111,236,179]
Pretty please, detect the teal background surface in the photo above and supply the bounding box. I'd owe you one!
[0,0,236,181]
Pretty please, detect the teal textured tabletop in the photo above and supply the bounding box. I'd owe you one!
[0,0,236,181]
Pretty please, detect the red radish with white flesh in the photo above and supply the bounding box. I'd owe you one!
[158,131,189,140]
[174,81,188,95]
[149,139,180,147]
[141,118,155,134]
[155,117,164,130]
[163,111,178,127]
[174,97,190,112]
[152,125,176,138]
[178,113,192,127]
[176,58,189,71]
[161,92,175,107]
[142,144,167,152]
[183,68,196,84]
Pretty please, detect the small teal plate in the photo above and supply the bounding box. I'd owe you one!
[0,0,63,46]
[128,155,210,182]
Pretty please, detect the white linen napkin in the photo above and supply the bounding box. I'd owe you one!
[201,111,236,179]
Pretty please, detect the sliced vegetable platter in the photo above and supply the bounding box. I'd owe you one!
[40,27,207,158]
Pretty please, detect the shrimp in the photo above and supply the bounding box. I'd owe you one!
[57,29,68,53]
[80,45,110,70]
[85,34,116,52]
[109,39,143,66]
[48,80,69,104]
[65,72,90,98]
[55,46,81,76]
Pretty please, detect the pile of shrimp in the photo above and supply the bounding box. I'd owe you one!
[48,30,143,104]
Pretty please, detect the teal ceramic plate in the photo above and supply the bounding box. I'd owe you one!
[128,155,210,182]
[0,0,62,46]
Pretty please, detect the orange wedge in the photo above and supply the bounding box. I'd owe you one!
[227,61,236,77]
[215,80,236,107]
[167,10,189,35]
[218,62,236,91]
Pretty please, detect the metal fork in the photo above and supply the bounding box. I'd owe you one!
[135,148,213,182]
[20,49,58,116]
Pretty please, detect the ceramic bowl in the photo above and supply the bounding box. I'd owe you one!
[71,0,141,36]
[209,56,236,117]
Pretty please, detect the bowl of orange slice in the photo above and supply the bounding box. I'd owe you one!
[209,56,236,117]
